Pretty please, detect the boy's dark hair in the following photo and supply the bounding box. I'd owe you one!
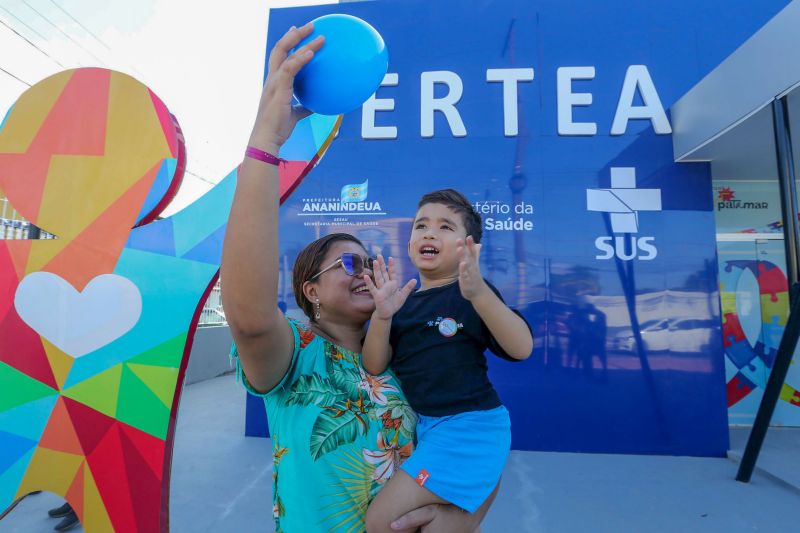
[293,233,365,321]
[417,189,482,243]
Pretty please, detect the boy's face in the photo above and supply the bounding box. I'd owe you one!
[409,202,468,277]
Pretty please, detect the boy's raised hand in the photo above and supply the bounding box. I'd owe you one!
[457,235,489,301]
[364,255,418,320]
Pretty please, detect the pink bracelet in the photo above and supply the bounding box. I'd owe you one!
[245,146,285,166]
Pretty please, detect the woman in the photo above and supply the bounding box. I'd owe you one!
[221,23,496,532]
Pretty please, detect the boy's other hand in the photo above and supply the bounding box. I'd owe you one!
[364,255,417,320]
[457,236,489,301]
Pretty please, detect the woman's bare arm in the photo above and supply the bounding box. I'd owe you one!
[390,482,500,532]
[221,24,324,392]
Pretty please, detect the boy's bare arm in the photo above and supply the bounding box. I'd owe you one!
[362,316,393,375]
[470,288,533,359]
[458,236,533,359]
[362,255,417,375]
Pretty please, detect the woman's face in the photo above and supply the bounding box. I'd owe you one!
[307,241,375,324]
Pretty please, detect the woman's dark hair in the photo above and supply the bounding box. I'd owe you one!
[417,188,482,243]
[292,233,365,321]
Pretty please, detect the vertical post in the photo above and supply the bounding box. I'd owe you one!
[736,96,800,482]
[775,97,800,289]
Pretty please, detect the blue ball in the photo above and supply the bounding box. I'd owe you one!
[293,14,388,116]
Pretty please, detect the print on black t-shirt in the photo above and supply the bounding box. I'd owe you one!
[388,279,527,417]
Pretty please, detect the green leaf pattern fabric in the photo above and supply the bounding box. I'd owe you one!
[232,318,416,533]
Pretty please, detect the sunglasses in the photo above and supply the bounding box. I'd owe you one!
[310,253,374,281]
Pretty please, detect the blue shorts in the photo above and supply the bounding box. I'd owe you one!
[400,405,511,513]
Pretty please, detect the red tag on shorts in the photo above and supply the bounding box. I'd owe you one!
[415,469,430,486]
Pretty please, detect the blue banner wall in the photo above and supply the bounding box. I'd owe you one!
[265,0,791,456]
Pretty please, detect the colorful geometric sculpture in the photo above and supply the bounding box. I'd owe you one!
[0,68,340,531]
[720,259,800,409]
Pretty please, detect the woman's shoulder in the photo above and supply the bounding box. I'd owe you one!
[285,316,361,359]
[287,317,317,350]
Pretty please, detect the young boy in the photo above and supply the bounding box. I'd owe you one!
[362,189,533,532]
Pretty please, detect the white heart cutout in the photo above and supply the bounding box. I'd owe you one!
[14,272,142,358]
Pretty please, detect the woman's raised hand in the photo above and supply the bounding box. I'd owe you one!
[249,23,325,153]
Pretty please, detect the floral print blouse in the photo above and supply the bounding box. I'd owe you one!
[231,318,416,533]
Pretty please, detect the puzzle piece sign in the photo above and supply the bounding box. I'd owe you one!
[720,259,800,411]
[0,69,340,531]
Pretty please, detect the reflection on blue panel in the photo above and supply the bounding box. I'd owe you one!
[264,0,792,456]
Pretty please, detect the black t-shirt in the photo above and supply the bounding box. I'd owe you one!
[388,279,526,416]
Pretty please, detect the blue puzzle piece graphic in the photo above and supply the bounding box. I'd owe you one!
[761,315,784,352]
[755,341,778,369]
[726,338,756,370]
